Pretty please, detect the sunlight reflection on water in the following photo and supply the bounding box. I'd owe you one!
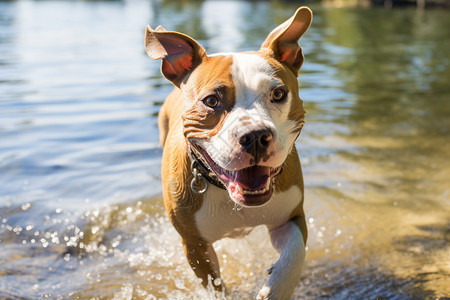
[1,0,449,299]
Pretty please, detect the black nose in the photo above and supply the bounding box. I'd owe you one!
[239,129,273,160]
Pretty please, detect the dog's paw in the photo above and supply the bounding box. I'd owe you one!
[257,285,283,300]
[256,286,271,300]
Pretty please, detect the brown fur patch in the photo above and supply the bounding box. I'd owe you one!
[161,119,223,290]
[181,55,236,141]
[275,146,307,244]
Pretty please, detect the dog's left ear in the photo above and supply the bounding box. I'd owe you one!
[260,7,312,76]
[145,25,206,87]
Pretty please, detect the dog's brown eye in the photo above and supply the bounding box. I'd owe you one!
[271,87,286,102]
[203,96,219,108]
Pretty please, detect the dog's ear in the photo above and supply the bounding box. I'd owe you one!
[145,25,206,87]
[260,7,312,76]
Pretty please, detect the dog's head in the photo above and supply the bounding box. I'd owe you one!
[145,7,312,207]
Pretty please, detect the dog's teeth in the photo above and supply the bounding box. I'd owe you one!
[243,178,271,195]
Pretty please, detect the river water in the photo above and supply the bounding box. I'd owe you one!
[0,0,449,299]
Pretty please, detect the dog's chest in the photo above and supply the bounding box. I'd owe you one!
[194,185,302,243]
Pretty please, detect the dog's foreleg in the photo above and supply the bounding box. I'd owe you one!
[257,218,306,300]
[182,238,225,292]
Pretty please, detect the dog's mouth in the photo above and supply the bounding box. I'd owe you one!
[193,145,282,207]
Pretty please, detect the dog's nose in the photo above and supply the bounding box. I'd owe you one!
[239,129,273,159]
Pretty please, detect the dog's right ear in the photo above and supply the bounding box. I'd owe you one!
[145,25,206,87]
[260,7,312,76]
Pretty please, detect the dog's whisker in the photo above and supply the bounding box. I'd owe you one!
[232,202,243,211]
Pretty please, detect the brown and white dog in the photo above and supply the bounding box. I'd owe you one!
[145,7,312,299]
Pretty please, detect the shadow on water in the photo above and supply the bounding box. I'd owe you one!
[0,0,449,299]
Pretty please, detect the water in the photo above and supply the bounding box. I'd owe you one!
[1,1,449,298]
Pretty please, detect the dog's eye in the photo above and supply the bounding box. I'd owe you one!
[271,87,287,102]
[203,96,219,108]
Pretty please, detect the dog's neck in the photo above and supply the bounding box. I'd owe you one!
[189,145,226,191]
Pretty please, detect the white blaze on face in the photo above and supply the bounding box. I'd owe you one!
[199,53,299,171]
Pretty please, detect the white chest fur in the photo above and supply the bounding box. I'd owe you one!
[194,185,302,243]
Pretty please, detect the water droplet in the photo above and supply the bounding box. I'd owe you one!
[213,278,222,286]
[21,203,31,211]
[174,278,185,289]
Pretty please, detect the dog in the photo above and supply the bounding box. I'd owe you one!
[145,7,312,299]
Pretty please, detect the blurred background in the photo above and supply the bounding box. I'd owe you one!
[0,0,449,298]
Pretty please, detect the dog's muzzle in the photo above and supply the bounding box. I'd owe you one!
[189,143,283,207]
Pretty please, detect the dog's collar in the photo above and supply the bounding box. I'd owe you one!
[188,146,227,191]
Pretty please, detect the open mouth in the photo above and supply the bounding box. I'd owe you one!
[193,145,282,207]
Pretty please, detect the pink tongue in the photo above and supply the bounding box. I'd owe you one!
[226,166,271,202]
[232,166,270,190]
